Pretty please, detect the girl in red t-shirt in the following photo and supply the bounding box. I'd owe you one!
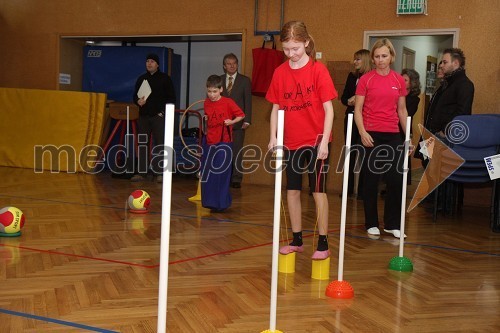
[354,38,409,239]
[266,21,337,260]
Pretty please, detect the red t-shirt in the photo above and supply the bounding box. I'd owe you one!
[266,59,338,150]
[204,96,245,145]
[355,69,407,133]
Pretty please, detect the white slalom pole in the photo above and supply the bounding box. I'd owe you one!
[157,104,175,333]
[398,116,411,257]
[269,109,285,332]
[338,113,353,281]
[126,106,130,157]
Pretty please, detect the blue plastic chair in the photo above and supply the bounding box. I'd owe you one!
[433,114,500,232]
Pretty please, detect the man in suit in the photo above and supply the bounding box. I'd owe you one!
[220,53,252,188]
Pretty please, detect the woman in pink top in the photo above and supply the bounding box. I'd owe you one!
[267,21,337,260]
[354,38,409,239]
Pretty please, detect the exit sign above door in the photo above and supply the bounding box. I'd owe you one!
[397,0,427,15]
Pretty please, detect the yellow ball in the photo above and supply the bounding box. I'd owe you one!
[128,190,151,211]
[0,206,26,234]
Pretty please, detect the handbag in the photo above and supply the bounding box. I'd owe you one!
[251,40,285,97]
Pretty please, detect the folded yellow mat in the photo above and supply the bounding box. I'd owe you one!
[0,88,107,172]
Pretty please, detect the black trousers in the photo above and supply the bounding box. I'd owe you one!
[231,128,245,184]
[361,132,404,230]
[136,114,165,175]
[344,113,363,195]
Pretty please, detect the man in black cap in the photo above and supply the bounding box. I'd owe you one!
[131,53,176,182]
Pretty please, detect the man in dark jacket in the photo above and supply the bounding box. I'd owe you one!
[425,48,474,137]
[131,53,176,182]
[421,48,474,209]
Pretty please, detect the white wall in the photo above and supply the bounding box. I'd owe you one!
[93,39,242,129]
[188,41,241,106]
[139,41,241,110]
[138,41,241,129]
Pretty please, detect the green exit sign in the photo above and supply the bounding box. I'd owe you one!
[397,0,427,15]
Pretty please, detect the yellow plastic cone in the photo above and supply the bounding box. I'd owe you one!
[311,257,330,280]
[278,252,296,273]
[188,179,202,201]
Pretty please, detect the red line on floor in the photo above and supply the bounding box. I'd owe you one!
[0,225,364,268]
[168,225,364,265]
[0,243,157,268]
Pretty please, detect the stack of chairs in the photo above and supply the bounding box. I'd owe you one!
[434,114,500,232]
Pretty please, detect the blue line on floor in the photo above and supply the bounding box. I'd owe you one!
[407,241,500,257]
[0,308,119,332]
[347,234,500,257]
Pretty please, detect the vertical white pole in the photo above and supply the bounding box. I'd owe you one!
[126,106,130,136]
[269,110,285,332]
[126,106,130,156]
[398,116,411,257]
[337,113,353,281]
[157,104,175,333]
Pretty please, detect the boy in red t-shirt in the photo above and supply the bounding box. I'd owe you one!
[200,75,244,212]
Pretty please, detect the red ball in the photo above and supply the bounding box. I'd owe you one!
[0,206,25,234]
[128,190,151,211]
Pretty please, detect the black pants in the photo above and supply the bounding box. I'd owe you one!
[136,114,165,175]
[361,132,404,230]
[231,128,245,184]
[285,145,330,193]
[344,113,363,195]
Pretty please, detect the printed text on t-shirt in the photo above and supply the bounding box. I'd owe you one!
[283,101,312,112]
[283,83,315,100]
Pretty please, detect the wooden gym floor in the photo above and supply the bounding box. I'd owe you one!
[0,166,499,332]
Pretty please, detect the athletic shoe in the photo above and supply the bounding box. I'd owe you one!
[367,227,380,235]
[383,229,407,238]
[279,245,304,255]
[311,249,331,260]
